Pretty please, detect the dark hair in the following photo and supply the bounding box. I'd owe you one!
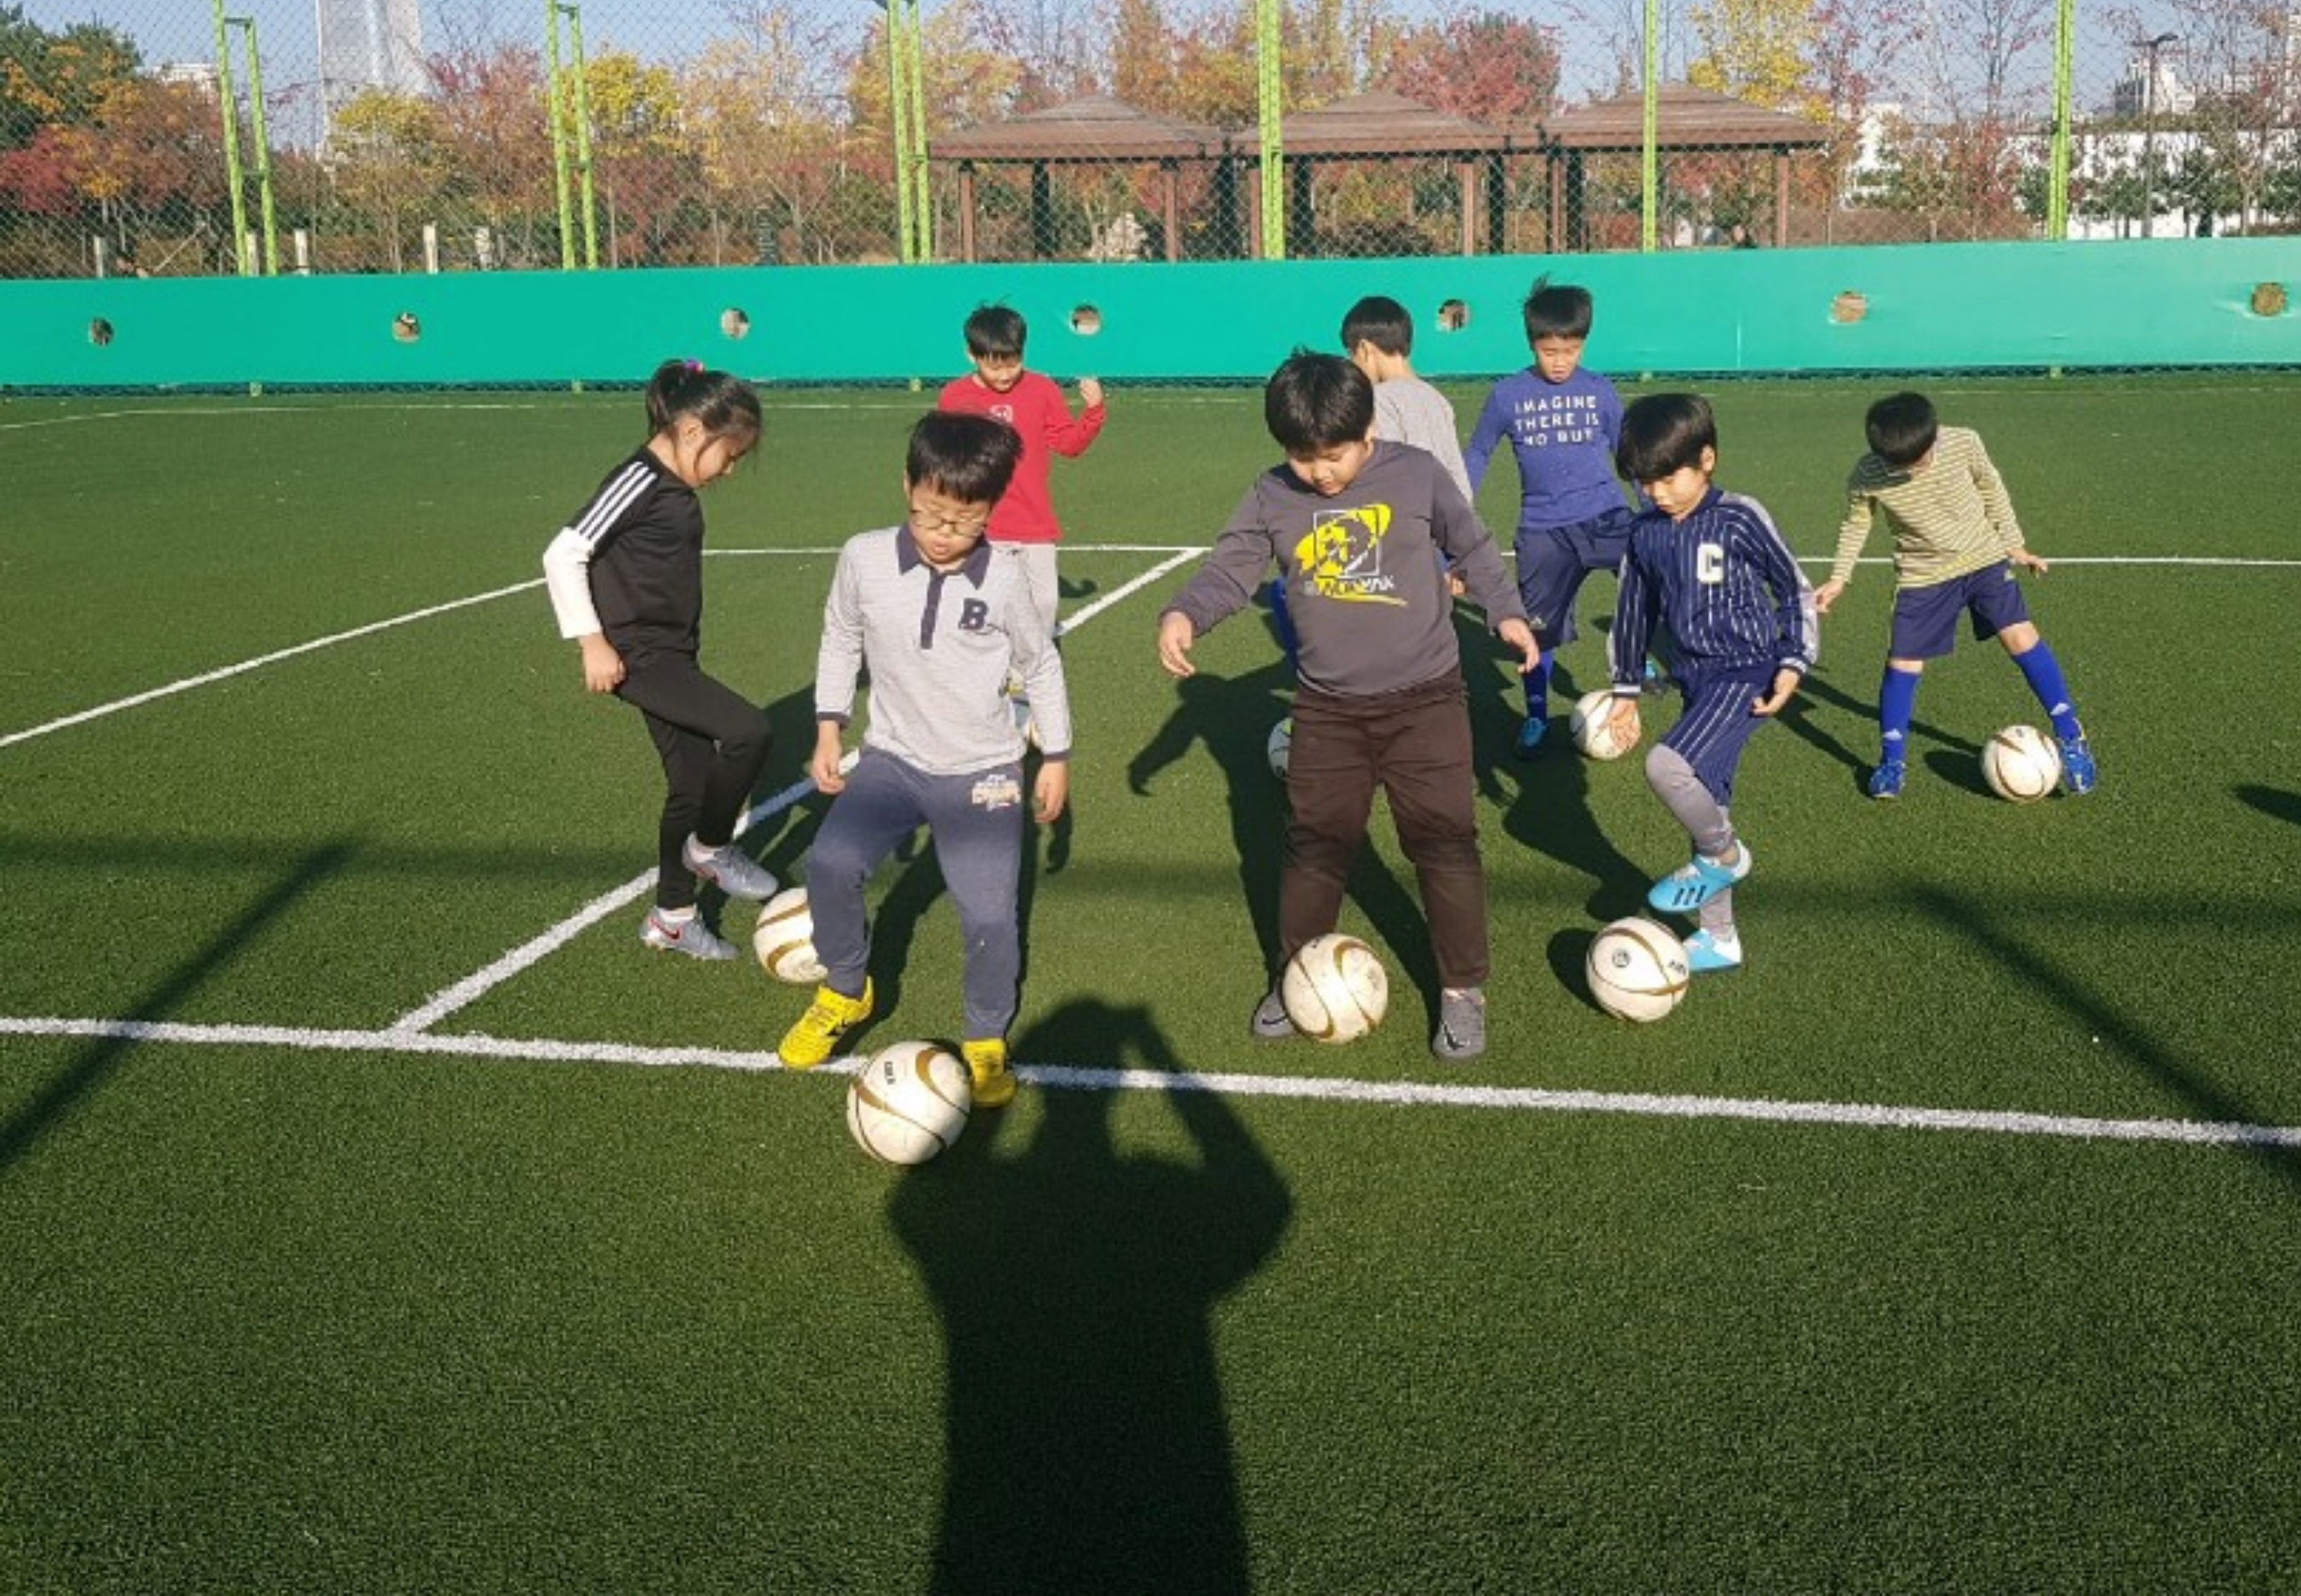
[1340,294,1414,357]
[644,359,761,453]
[1615,393,1718,483]
[1264,350,1375,453]
[1865,391,1939,468]
[963,303,1027,359]
[906,410,1023,505]
[1522,276,1594,342]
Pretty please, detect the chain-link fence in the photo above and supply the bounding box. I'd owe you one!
[2,0,2294,278]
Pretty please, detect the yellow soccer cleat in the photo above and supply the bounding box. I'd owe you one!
[779,979,874,1069]
[961,1038,1017,1109]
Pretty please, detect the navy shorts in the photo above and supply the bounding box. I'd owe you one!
[1661,666,1778,807]
[1889,561,2031,660]
[1514,508,1635,650]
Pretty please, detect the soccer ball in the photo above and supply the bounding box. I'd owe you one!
[753,887,827,984]
[1570,688,1634,761]
[846,1040,971,1166]
[1267,716,1292,779]
[1280,933,1388,1043]
[1981,724,2061,803]
[1586,916,1691,1022]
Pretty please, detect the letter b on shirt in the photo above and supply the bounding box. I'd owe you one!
[959,598,991,632]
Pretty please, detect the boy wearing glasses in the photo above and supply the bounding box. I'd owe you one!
[777,412,1072,1109]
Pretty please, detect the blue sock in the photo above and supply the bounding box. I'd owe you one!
[1267,577,1300,673]
[2013,642,2083,740]
[1879,665,1921,763]
[1527,652,1554,719]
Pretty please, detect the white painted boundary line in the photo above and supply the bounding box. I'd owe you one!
[389,547,1198,1034]
[0,402,567,431]
[0,578,545,751]
[5,1013,2298,1149]
[386,765,837,1034]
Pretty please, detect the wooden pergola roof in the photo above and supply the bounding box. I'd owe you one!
[1276,90,1511,157]
[1543,83,1831,152]
[932,93,1224,164]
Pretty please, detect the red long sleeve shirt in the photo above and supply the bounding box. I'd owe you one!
[936,370,1106,544]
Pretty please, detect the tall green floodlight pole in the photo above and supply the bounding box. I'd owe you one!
[1640,0,1659,252]
[1256,0,1284,259]
[547,0,575,267]
[228,17,279,273]
[2046,0,2074,238]
[563,2,600,267]
[210,0,251,274]
[874,0,915,261]
[900,0,932,261]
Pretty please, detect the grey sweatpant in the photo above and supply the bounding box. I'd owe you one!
[806,747,1028,1042]
[1647,743,1738,933]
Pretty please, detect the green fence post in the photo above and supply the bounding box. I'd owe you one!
[211,0,251,275]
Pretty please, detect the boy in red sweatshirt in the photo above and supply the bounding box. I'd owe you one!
[938,303,1108,643]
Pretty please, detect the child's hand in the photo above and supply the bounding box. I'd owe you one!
[1032,761,1070,824]
[579,634,625,694]
[1608,696,1642,749]
[1156,613,1198,679]
[1446,571,1468,598]
[1752,667,1801,717]
[1078,377,1104,408]
[1813,578,1847,614]
[810,724,848,794]
[2011,546,2049,576]
[1496,617,1539,675]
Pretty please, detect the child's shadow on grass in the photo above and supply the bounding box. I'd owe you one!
[2236,784,2301,829]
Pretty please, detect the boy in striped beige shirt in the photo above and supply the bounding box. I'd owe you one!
[1815,392,2097,799]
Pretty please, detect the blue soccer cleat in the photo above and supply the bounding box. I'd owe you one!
[1867,759,1906,801]
[2058,734,2097,795]
[1515,714,1549,758]
[1683,927,1744,974]
[1648,843,1753,916]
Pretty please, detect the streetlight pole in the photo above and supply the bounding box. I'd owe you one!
[2131,31,2177,239]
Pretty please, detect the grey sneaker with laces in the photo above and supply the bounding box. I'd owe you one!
[1431,988,1487,1061]
[640,908,739,960]
[684,836,779,902]
[1251,988,1296,1042]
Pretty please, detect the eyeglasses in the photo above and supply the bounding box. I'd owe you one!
[908,501,990,537]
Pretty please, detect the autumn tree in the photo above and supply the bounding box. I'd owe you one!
[685,1,856,263]
[328,89,453,271]
[428,43,554,267]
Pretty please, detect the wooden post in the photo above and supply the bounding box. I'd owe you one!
[957,162,979,262]
[1456,160,1476,254]
[1160,160,1181,263]
[1772,147,1790,247]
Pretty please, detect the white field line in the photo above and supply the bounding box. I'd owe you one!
[0,578,544,751]
[5,1013,2298,1149]
[0,402,566,430]
[388,549,1195,1034]
[385,761,848,1034]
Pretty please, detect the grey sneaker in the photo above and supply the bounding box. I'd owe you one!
[1432,988,1487,1061]
[1250,988,1296,1042]
[684,836,779,902]
[640,908,739,960]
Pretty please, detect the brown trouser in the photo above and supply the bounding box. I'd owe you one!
[1281,670,1490,989]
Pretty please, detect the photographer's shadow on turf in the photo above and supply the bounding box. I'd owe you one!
[2235,784,2301,829]
[890,1000,1291,1595]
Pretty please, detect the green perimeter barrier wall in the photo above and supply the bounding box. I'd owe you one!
[5,238,2296,391]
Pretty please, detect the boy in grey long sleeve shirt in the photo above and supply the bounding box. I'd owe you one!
[1158,353,1534,1063]
[780,412,1070,1110]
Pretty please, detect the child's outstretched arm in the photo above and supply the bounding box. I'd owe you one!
[1462,386,1510,495]
[1046,377,1108,456]
[810,544,868,791]
[1967,432,2025,554]
[1745,501,1818,717]
[1429,469,1535,673]
[541,525,623,692]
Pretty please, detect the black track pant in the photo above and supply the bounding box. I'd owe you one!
[615,650,773,910]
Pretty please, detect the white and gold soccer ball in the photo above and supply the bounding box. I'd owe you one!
[1570,688,1635,761]
[753,887,827,985]
[1981,724,2061,803]
[1280,933,1388,1043]
[1586,916,1691,1022]
[846,1040,971,1166]
[1267,715,1293,779]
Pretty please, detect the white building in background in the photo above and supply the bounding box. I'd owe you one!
[156,61,220,99]
[315,0,426,141]
[2111,51,2195,118]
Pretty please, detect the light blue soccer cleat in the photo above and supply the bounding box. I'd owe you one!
[1648,843,1753,916]
[1682,927,1744,974]
[1515,714,1550,758]
[2057,734,2097,795]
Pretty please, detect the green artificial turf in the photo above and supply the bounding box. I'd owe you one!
[3,379,2298,1592]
